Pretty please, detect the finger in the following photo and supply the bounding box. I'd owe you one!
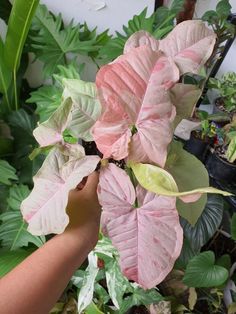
[83,172,99,194]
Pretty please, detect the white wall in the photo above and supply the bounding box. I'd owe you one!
[1,0,236,84]
[40,0,155,35]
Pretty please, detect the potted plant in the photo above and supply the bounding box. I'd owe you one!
[183,110,230,162]
[206,118,236,183]
[208,72,236,115]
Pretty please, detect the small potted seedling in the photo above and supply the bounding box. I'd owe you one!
[184,110,228,162]
[206,117,236,183]
[208,72,236,116]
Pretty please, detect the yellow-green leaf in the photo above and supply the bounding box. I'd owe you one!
[131,162,231,198]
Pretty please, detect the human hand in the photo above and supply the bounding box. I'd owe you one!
[65,172,101,247]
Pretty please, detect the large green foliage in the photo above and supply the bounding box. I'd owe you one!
[181,195,224,251]
[0,160,18,185]
[30,4,110,77]
[0,0,39,113]
[0,184,45,250]
[0,249,32,277]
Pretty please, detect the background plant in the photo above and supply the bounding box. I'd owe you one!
[208,72,236,112]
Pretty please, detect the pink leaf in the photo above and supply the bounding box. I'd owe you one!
[124,20,216,75]
[98,164,183,289]
[93,46,178,166]
[33,98,72,147]
[124,30,160,54]
[21,145,100,235]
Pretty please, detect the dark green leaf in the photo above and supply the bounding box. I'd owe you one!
[166,141,209,225]
[0,37,12,112]
[183,251,229,288]
[202,10,218,23]
[0,0,12,24]
[170,0,185,14]
[94,283,110,305]
[216,0,232,18]
[0,138,13,157]
[8,109,44,185]
[0,185,9,212]
[216,254,231,271]
[7,184,30,210]
[181,195,224,251]
[27,85,62,122]
[4,0,39,72]
[8,109,36,138]
[175,238,197,270]
[231,213,236,240]
[120,286,162,313]
[0,209,45,250]
[85,302,104,314]
[53,61,82,87]
[30,5,102,76]
[0,159,18,185]
[0,249,32,277]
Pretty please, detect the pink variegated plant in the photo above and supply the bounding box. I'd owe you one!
[21,20,231,289]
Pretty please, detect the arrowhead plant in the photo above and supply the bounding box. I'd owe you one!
[22,20,231,288]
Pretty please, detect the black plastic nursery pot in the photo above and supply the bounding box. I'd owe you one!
[183,131,210,162]
[206,150,236,183]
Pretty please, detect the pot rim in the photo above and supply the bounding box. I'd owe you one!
[210,150,236,169]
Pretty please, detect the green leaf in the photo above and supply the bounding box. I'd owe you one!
[0,208,45,250]
[7,184,30,210]
[8,109,39,184]
[120,286,163,313]
[170,0,185,14]
[94,283,110,305]
[30,5,101,76]
[0,37,12,112]
[0,160,18,185]
[216,254,231,271]
[202,10,218,23]
[166,141,230,225]
[183,251,229,288]
[175,238,197,270]
[0,185,9,212]
[27,85,62,122]
[85,302,104,314]
[8,109,37,139]
[62,79,101,141]
[181,195,224,251]
[130,142,230,225]
[0,249,31,277]
[0,138,14,157]
[105,261,129,309]
[4,0,39,72]
[231,213,236,240]
[216,0,232,18]
[53,61,81,87]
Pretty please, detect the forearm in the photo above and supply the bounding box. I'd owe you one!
[0,223,98,314]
